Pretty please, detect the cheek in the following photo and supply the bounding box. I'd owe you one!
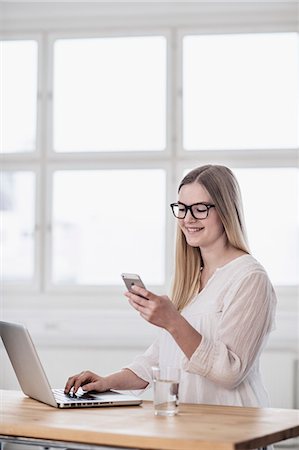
[213,220,225,237]
[177,220,184,231]
[178,221,189,240]
[204,214,225,238]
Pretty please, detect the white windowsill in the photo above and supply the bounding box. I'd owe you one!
[1,308,298,352]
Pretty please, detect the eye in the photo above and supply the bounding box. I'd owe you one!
[194,204,207,213]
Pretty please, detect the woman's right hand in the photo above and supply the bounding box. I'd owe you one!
[64,370,109,394]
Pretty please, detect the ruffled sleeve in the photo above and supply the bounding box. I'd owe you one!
[123,335,160,385]
[183,270,277,389]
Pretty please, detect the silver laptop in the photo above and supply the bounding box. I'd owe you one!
[0,321,142,408]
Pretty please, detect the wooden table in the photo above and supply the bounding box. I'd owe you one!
[0,390,298,450]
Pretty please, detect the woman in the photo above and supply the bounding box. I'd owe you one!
[65,164,276,408]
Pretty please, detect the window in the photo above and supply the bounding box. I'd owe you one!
[1,5,298,302]
[0,171,36,282]
[53,36,167,152]
[181,167,299,286]
[1,40,38,153]
[235,168,299,286]
[183,33,298,150]
[51,169,166,285]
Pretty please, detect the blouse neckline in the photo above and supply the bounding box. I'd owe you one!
[198,254,252,296]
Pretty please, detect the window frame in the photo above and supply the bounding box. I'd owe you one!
[46,29,173,160]
[44,160,174,294]
[176,160,299,303]
[1,4,298,304]
[176,28,299,165]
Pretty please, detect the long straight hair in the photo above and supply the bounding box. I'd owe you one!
[171,165,250,311]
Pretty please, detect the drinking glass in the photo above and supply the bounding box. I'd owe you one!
[152,366,180,416]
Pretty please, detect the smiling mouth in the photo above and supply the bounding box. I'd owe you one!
[185,227,204,233]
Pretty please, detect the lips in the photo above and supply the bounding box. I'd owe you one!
[185,227,204,233]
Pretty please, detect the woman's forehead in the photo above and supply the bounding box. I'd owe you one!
[178,182,211,202]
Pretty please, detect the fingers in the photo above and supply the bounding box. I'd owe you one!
[131,285,152,299]
[64,374,78,394]
[80,382,98,392]
[125,286,162,316]
[127,297,144,314]
[125,285,152,303]
[64,371,94,394]
[125,293,149,314]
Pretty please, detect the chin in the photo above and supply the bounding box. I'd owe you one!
[186,238,201,247]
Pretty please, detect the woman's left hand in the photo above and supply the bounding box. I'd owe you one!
[124,285,179,331]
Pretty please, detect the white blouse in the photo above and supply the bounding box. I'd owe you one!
[125,254,277,407]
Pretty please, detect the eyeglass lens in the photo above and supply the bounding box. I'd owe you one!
[172,203,210,219]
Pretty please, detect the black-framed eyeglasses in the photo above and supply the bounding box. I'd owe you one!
[170,202,215,220]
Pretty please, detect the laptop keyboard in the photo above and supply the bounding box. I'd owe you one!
[53,388,97,403]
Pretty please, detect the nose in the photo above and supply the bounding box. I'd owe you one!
[184,208,196,222]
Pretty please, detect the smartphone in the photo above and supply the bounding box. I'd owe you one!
[121,273,147,297]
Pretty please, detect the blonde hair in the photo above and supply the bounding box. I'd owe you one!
[171,165,250,311]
